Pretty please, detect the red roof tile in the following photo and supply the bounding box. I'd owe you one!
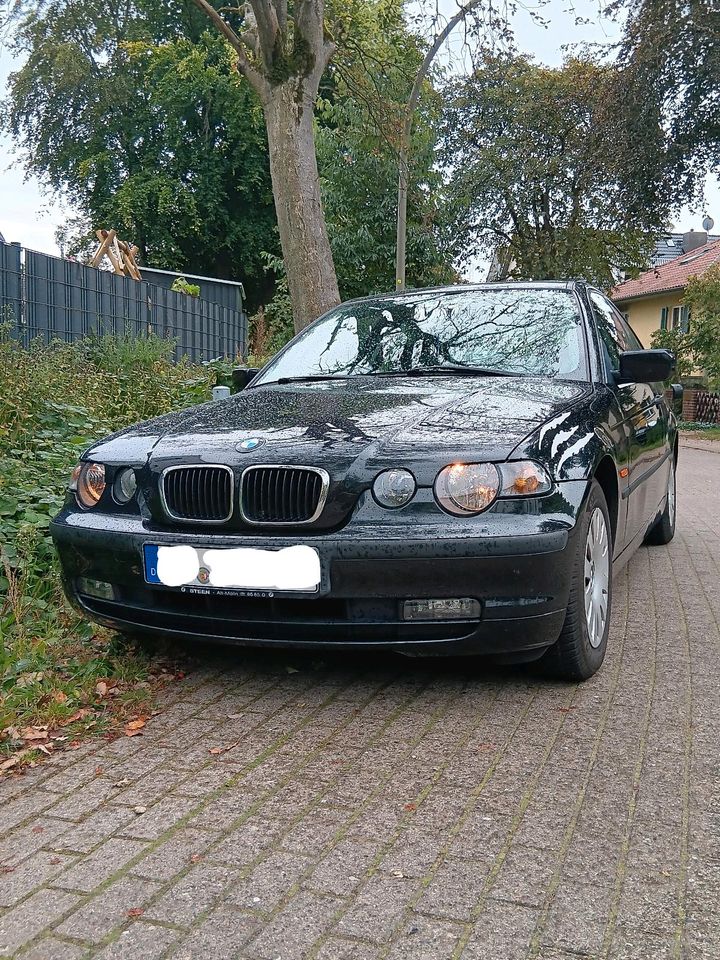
[611,239,720,303]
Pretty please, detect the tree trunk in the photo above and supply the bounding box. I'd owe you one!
[264,83,340,333]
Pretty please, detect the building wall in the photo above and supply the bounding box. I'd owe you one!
[613,291,685,347]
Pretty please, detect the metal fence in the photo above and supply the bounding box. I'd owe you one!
[0,241,247,361]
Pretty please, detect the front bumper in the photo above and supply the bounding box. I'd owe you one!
[50,482,589,658]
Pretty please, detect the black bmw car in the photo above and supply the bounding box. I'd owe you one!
[51,281,678,680]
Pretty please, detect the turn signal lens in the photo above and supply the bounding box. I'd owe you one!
[72,462,106,509]
[498,461,552,497]
[434,463,500,515]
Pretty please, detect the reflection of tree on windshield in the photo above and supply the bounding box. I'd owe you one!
[281,290,585,381]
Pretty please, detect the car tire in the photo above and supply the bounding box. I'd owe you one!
[644,456,676,546]
[537,480,612,681]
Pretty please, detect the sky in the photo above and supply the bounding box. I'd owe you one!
[0,0,718,258]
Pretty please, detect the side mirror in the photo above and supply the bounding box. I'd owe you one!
[617,349,676,384]
[232,367,260,391]
[670,382,683,401]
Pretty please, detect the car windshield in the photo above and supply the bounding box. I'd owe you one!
[254,287,587,384]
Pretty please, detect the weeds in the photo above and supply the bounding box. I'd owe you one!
[0,331,216,766]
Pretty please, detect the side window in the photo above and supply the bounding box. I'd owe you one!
[616,311,644,351]
[589,291,627,374]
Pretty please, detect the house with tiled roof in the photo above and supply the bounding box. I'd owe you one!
[611,235,720,347]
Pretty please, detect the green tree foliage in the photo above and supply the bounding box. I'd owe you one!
[317,1,455,299]
[442,55,668,288]
[650,265,720,387]
[683,265,720,388]
[614,0,719,204]
[4,1,277,305]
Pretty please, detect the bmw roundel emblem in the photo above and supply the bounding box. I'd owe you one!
[236,437,264,452]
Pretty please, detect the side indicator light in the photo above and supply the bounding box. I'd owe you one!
[619,467,629,479]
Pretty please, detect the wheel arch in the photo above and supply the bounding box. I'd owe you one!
[592,455,619,550]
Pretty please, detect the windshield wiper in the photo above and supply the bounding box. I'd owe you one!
[367,364,526,378]
[260,374,351,386]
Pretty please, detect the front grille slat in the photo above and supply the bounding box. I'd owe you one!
[161,465,233,523]
[241,466,327,524]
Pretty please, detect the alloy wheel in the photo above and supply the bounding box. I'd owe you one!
[584,507,610,649]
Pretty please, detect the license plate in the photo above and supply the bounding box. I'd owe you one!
[143,544,321,593]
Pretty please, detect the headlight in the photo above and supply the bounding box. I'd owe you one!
[498,461,552,496]
[372,469,416,508]
[434,463,500,515]
[70,462,106,509]
[113,468,138,504]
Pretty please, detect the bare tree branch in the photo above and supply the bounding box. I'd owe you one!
[191,0,270,99]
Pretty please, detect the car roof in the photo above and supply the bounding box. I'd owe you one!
[339,280,584,309]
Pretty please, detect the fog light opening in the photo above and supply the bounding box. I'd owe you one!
[403,598,480,621]
[77,578,116,601]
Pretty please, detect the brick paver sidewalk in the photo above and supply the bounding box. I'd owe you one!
[1,446,717,959]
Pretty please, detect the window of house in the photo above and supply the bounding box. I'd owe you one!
[670,305,690,332]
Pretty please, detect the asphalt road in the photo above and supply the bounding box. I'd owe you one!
[0,443,717,959]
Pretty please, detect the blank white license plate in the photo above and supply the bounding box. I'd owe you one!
[143,544,320,593]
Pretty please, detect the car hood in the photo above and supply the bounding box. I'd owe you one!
[87,375,589,476]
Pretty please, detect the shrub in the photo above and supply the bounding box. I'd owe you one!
[170,276,201,297]
[0,331,213,748]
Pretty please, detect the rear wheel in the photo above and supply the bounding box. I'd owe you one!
[644,457,676,545]
[538,480,612,681]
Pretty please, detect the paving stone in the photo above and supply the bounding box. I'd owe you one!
[131,827,215,882]
[53,837,148,892]
[118,795,199,841]
[20,938,86,960]
[0,448,715,960]
[0,850,78,907]
[247,889,343,959]
[55,875,160,943]
[94,921,180,959]
[0,888,81,956]
[143,862,238,926]
[336,873,421,943]
[462,901,541,959]
[48,806,139,855]
[385,915,465,959]
[172,905,261,959]
[418,857,491,921]
[315,938,382,960]
[227,850,311,911]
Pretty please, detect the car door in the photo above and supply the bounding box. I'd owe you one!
[587,290,669,544]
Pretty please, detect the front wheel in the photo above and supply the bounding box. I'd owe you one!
[644,456,676,545]
[537,480,612,681]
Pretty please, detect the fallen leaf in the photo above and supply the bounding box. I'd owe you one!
[125,718,146,733]
[208,740,242,756]
[20,726,49,741]
[403,803,417,812]
[61,709,92,727]
[94,766,104,776]
[557,706,577,714]
[31,826,44,834]
[96,681,108,697]
[69,740,82,749]
[37,745,53,756]
[51,691,68,704]
[112,779,132,789]
[392,870,406,878]
[190,853,203,863]
[0,865,16,874]
[126,908,144,918]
